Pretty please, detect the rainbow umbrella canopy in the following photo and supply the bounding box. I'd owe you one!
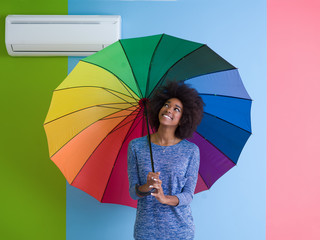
[44,34,252,208]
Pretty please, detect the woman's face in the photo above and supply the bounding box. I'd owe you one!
[158,98,183,128]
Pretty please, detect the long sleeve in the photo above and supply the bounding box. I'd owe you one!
[175,146,200,207]
[127,141,142,200]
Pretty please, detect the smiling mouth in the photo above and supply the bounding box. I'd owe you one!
[162,114,172,120]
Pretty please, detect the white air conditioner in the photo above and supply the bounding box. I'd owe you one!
[5,15,121,56]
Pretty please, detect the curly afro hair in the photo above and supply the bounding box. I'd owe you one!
[148,81,204,139]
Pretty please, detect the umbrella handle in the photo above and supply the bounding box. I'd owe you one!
[142,100,155,173]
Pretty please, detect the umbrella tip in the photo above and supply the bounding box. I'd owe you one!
[139,98,149,108]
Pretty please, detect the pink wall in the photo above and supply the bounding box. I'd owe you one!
[267,0,320,239]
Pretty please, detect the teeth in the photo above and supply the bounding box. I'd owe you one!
[163,114,172,120]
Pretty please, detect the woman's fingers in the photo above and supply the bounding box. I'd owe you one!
[146,172,162,191]
[148,172,160,177]
[147,172,166,204]
[149,180,162,189]
[147,172,161,185]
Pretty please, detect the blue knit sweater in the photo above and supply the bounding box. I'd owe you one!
[127,136,200,240]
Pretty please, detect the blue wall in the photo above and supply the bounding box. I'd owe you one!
[67,0,266,239]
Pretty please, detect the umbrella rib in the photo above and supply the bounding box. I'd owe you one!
[48,106,139,159]
[100,108,145,201]
[198,162,237,192]
[79,60,140,102]
[194,131,236,166]
[101,87,138,107]
[56,86,137,107]
[147,44,238,98]
[119,108,145,146]
[147,44,204,98]
[145,33,165,98]
[44,104,138,125]
[147,71,167,98]
[199,93,252,101]
[70,107,142,185]
[101,112,140,121]
[149,68,237,99]
[116,76,140,103]
[55,86,139,101]
[99,105,137,111]
[118,41,144,98]
[109,108,144,134]
[103,114,139,136]
[197,171,210,189]
[183,68,238,83]
[202,112,252,134]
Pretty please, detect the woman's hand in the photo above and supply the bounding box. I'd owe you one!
[140,172,179,206]
[147,171,161,188]
[149,173,167,204]
[150,173,179,206]
[138,172,161,193]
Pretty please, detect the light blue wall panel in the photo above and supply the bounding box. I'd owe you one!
[67,1,266,239]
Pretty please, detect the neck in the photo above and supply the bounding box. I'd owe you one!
[153,125,180,146]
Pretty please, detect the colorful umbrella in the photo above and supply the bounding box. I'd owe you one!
[44,34,252,208]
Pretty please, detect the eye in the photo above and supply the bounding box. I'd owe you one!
[174,108,180,112]
[164,103,169,107]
